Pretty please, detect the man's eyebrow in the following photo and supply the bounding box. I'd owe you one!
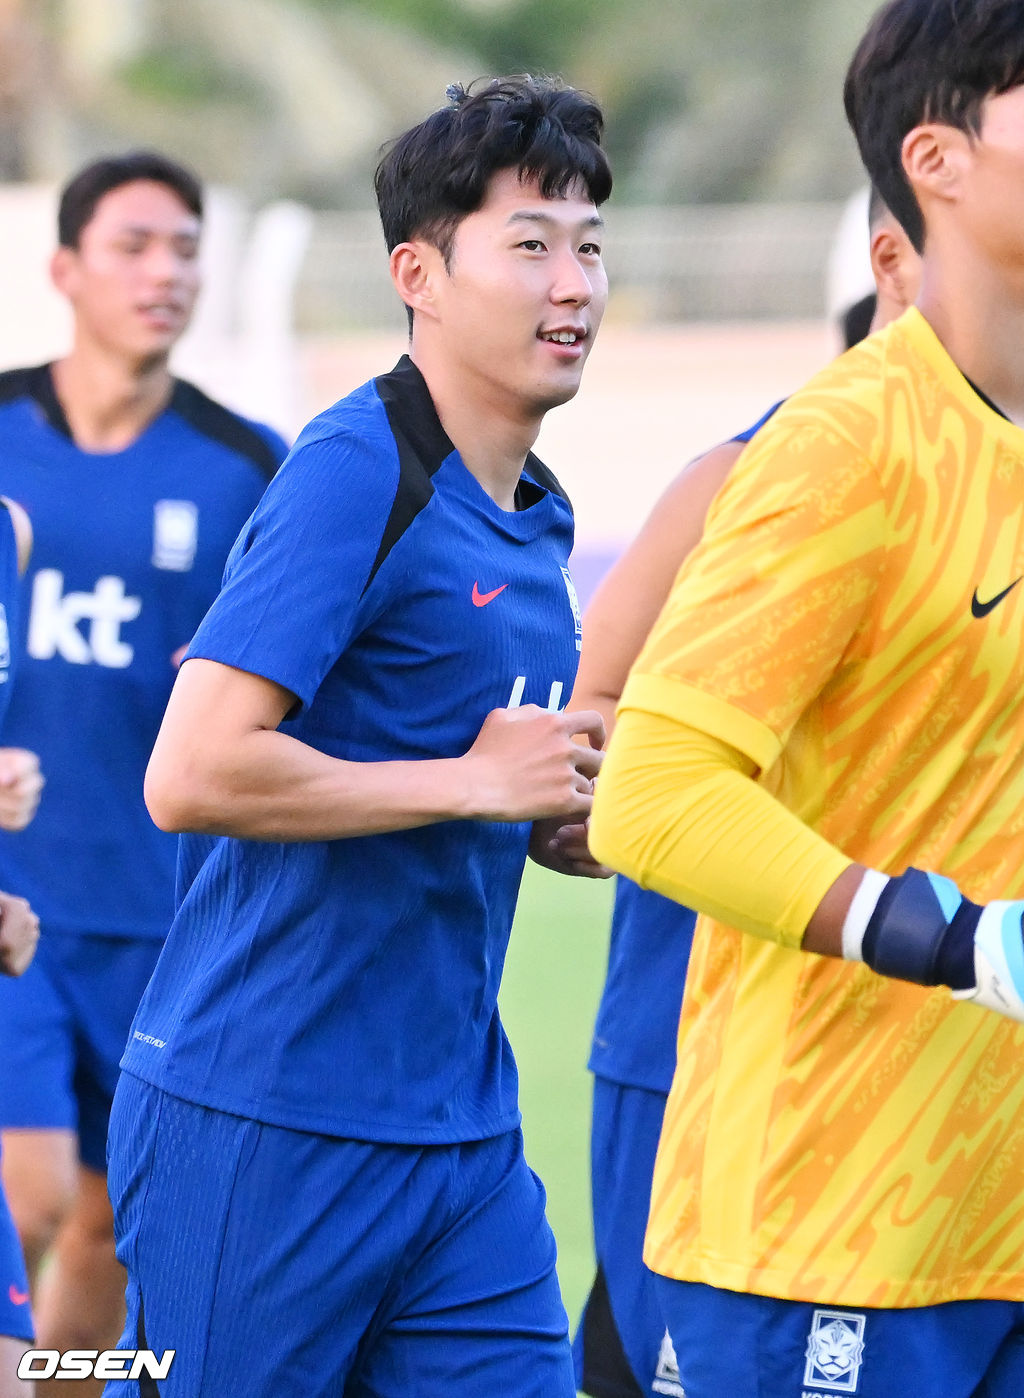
[114,223,200,238]
[505,210,605,230]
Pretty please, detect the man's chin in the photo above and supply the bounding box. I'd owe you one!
[532,375,586,414]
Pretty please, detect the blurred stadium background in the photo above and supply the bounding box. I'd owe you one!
[1,0,885,1327]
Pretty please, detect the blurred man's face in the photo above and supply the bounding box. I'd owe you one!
[52,179,201,367]
[959,84,1024,272]
[428,169,608,419]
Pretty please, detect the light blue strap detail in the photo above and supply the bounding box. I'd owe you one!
[926,872,963,924]
[999,902,1024,998]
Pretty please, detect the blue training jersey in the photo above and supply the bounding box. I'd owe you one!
[0,504,18,731]
[587,403,781,1094]
[0,366,286,939]
[122,356,583,1144]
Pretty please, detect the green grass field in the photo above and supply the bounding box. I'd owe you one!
[498,861,616,1328]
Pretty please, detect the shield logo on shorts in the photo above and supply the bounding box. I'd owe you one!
[652,1329,686,1397]
[803,1309,866,1392]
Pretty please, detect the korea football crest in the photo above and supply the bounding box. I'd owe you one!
[152,500,199,571]
[803,1310,866,1393]
[652,1329,686,1397]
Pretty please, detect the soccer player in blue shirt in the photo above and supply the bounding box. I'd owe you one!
[107,77,611,1397]
[0,495,43,1396]
[0,152,288,1376]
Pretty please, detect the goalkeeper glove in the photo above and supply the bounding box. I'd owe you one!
[841,866,1024,1022]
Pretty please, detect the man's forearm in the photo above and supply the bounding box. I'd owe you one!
[146,725,479,841]
[589,707,853,951]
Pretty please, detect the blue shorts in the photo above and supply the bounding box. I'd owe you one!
[656,1277,1024,1398]
[0,931,161,1171]
[573,1079,677,1398]
[0,1153,32,1342]
[106,1074,575,1398]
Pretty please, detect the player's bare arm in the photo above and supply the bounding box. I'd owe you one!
[0,749,43,831]
[541,439,744,884]
[146,656,605,841]
[573,440,746,738]
[0,890,39,977]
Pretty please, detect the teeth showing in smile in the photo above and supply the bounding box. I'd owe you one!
[541,331,579,344]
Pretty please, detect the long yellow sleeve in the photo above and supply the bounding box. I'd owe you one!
[588,708,852,950]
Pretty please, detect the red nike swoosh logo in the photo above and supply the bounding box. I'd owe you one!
[472,582,509,607]
[8,1284,29,1305]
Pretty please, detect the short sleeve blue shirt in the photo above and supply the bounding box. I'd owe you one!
[122,357,583,1143]
[0,367,285,939]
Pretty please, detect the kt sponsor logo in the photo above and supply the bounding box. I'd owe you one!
[27,570,141,668]
[18,1349,175,1382]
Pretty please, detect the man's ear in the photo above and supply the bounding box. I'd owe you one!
[902,122,970,209]
[389,240,445,324]
[49,244,76,299]
[870,225,910,310]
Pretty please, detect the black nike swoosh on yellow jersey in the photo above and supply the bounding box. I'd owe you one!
[971,576,1024,618]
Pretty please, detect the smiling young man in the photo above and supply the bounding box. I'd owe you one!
[0,151,286,1389]
[590,2,1024,1395]
[105,78,611,1397]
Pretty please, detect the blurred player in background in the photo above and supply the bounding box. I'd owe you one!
[107,77,610,1397]
[572,195,920,1398]
[591,0,1024,1393]
[0,150,287,1389]
[0,495,41,1397]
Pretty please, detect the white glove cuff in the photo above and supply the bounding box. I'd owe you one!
[840,868,890,963]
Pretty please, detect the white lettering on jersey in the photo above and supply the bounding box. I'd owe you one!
[0,603,9,682]
[28,569,142,668]
[506,676,565,711]
[153,500,199,571]
[561,566,583,651]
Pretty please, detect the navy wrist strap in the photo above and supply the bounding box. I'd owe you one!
[861,868,980,989]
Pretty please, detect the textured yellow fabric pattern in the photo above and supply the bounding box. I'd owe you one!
[588,710,851,949]
[619,308,1024,1307]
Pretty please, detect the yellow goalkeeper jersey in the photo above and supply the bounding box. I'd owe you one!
[625,307,1024,1307]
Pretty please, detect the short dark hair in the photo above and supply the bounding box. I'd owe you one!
[841,291,878,350]
[374,75,612,266]
[867,183,889,231]
[58,150,203,248]
[844,0,1024,252]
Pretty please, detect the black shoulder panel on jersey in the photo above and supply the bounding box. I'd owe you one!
[366,355,453,593]
[0,364,72,436]
[170,380,282,480]
[522,451,572,512]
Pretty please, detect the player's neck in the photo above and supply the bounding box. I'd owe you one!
[410,349,542,511]
[51,342,174,453]
[917,248,1024,428]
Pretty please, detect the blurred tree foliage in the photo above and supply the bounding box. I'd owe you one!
[304,0,881,201]
[12,0,881,205]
